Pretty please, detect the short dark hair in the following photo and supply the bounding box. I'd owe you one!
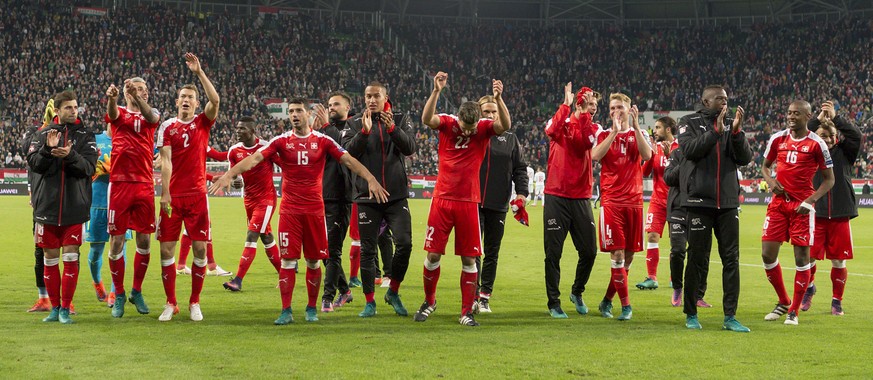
[328,91,352,105]
[288,97,308,107]
[365,81,388,94]
[178,83,199,97]
[54,90,77,108]
[656,116,677,135]
[702,85,725,97]
[239,116,256,124]
[458,101,481,126]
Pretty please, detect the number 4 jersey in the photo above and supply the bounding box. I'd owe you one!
[258,130,346,216]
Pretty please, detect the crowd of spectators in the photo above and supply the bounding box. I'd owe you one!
[1,0,871,181]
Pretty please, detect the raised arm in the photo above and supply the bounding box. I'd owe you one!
[591,112,621,162]
[339,152,389,203]
[491,79,511,135]
[422,71,447,129]
[129,90,159,124]
[630,105,652,161]
[186,53,220,121]
[106,85,120,121]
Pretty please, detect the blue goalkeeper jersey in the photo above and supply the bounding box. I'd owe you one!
[92,131,112,208]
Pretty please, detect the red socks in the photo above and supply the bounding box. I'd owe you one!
[236,243,258,280]
[44,260,61,308]
[190,260,206,305]
[460,267,478,315]
[132,249,150,292]
[161,259,177,306]
[306,267,322,308]
[349,243,361,278]
[178,235,192,269]
[765,261,791,306]
[389,278,402,293]
[279,267,297,309]
[206,240,216,269]
[423,260,441,306]
[265,242,281,273]
[789,264,811,314]
[612,267,630,307]
[832,267,847,301]
[645,244,659,281]
[109,256,126,295]
[61,259,79,309]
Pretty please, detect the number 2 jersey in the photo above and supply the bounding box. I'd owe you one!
[258,130,346,215]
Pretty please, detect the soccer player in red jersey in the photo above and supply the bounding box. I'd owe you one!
[156,53,220,322]
[542,83,601,318]
[761,100,835,325]
[414,72,511,327]
[222,117,282,292]
[26,90,98,323]
[804,101,861,315]
[210,98,389,325]
[591,93,652,321]
[636,117,677,291]
[104,76,161,318]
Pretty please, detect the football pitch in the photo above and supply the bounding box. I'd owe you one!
[2,196,872,377]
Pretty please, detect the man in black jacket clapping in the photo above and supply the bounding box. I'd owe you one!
[675,85,752,332]
[26,90,98,324]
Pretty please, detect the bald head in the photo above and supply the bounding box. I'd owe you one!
[790,100,812,115]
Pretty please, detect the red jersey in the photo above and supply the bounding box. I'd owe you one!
[764,129,833,202]
[596,128,650,208]
[229,139,277,204]
[432,114,496,203]
[104,106,160,183]
[642,139,678,208]
[161,113,216,197]
[543,104,598,199]
[258,130,346,215]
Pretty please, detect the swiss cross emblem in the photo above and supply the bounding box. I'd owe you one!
[286,143,295,150]
[629,136,635,143]
[802,146,810,152]
[311,142,318,149]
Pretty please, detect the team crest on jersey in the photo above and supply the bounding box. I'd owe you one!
[498,136,506,142]
[629,136,635,143]
[802,146,810,152]
[779,143,787,149]
[679,126,687,134]
[286,143,296,150]
[236,153,244,159]
[311,142,318,149]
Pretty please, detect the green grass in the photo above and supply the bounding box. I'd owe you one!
[2,196,872,377]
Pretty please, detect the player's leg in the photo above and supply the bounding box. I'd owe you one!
[157,239,180,322]
[714,208,748,331]
[383,199,412,313]
[599,206,628,319]
[348,203,362,287]
[668,222,687,306]
[378,225,394,287]
[682,207,714,328]
[40,243,62,323]
[459,254,480,327]
[761,202,791,319]
[28,220,50,312]
[568,198,597,315]
[320,202,345,309]
[106,182,130,310]
[415,199,451,322]
[275,213,302,325]
[453,200,483,324]
[177,232,192,273]
[783,210,814,324]
[185,196,212,321]
[356,203,386,316]
[301,214,330,322]
[128,184,156,314]
[58,242,81,324]
[543,195,570,317]
[639,208,663,289]
[828,218,852,315]
[478,207,506,313]
[803,217,827,311]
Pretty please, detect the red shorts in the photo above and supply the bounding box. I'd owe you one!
[424,198,482,257]
[157,194,211,242]
[599,206,644,252]
[349,203,360,240]
[811,217,853,260]
[245,199,276,234]
[645,202,668,236]
[762,197,814,247]
[108,181,156,235]
[35,223,83,248]
[278,213,328,261]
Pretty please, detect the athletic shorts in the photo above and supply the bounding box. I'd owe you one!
[424,197,482,257]
[86,208,133,242]
[599,206,644,252]
[157,194,211,242]
[811,217,853,260]
[35,223,83,249]
[108,181,156,235]
[762,196,814,247]
[645,202,668,236]
[349,203,360,240]
[278,213,328,261]
[245,199,276,234]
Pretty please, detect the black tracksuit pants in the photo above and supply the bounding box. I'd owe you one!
[683,207,740,317]
[476,207,507,296]
[543,194,597,309]
[323,201,350,302]
[668,221,708,299]
[357,199,412,296]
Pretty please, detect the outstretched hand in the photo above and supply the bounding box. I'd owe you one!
[433,71,448,92]
[185,52,202,75]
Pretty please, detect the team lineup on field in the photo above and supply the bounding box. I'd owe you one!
[24,53,861,330]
